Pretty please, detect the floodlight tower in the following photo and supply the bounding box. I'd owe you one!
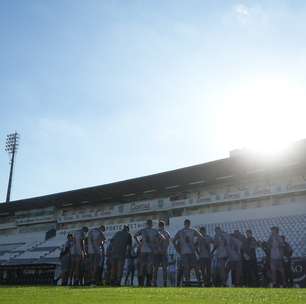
[5,132,20,203]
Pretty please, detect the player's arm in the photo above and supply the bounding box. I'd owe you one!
[81,234,86,257]
[195,239,200,256]
[193,228,204,239]
[126,233,133,257]
[157,230,166,240]
[172,231,181,253]
[134,229,142,246]
[100,231,106,247]
[211,238,218,255]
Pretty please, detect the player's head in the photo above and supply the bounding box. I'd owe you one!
[271,226,279,235]
[82,226,88,233]
[100,224,106,232]
[67,233,73,241]
[123,225,129,232]
[200,226,206,235]
[281,235,286,241]
[246,229,252,238]
[146,219,153,228]
[159,220,165,229]
[184,219,191,228]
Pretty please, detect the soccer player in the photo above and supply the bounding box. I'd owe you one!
[196,227,212,287]
[87,224,106,285]
[59,233,73,285]
[110,225,132,286]
[153,220,171,287]
[125,244,138,286]
[134,219,163,286]
[104,239,113,286]
[242,229,258,287]
[213,226,229,287]
[267,226,286,287]
[70,226,88,286]
[173,219,203,285]
[227,233,243,287]
[282,235,293,287]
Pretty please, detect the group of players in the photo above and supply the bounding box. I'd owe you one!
[60,218,293,287]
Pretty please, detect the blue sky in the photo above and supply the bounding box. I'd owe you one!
[1,1,306,201]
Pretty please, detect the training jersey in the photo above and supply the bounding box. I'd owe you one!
[111,230,132,258]
[157,229,171,255]
[268,234,284,260]
[135,227,161,254]
[243,237,257,260]
[71,229,86,256]
[174,227,202,255]
[214,231,230,259]
[87,228,106,255]
[197,235,212,258]
[227,236,242,262]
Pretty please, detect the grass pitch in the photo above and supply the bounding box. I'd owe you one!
[0,287,305,304]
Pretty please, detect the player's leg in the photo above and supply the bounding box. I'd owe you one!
[193,255,201,284]
[277,261,286,287]
[138,254,145,287]
[116,258,125,286]
[162,254,168,287]
[146,253,154,286]
[183,254,191,283]
[152,254,159,286]
[235,261,242,287]
[219,258,227,287]
[110,257,117,285]
[205,258,212,287]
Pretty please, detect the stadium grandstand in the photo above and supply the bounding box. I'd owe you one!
[0,140,305,286]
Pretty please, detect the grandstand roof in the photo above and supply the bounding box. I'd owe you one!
[1,140,305,213]
[0,157,236,212]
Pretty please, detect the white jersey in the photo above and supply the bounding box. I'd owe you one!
[87,228,105,254]
[71,229,85,256]
[135,227,161,254]
[158,229,171,255]
[174,228,201,255]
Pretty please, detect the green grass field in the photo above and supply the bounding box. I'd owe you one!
[0,287,305,304]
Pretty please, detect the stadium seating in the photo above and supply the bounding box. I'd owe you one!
[0,232,46,263]
[0,213,305,266]
[168,213,306,258]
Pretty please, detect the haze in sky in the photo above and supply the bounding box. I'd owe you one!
[1,1,306,201]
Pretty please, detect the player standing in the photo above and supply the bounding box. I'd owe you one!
[212,226,229,287]
[268,226,286,287]
[196,227,212,287]
[173,219,202,285]
[134,219,163,286]
[110,225,132,286]
[70,226,88,286]
[153,220,171,287]
[87,224,106,285]
[60,233,73,285]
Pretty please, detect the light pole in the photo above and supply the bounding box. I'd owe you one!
[5,132,20,203]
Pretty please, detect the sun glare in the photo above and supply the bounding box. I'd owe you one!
[218,77,306,156]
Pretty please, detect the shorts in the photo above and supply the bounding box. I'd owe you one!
[199,257,211,267]
[154,254,168,267]
[89,253,101,268]
[71,255,82,269]
[181,253,197,269]
[271,259,284,272]
[139,252,154,265]
[229,261,242,273]
[61,255,71,272]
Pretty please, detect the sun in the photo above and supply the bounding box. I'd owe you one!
[217,76,306,156]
